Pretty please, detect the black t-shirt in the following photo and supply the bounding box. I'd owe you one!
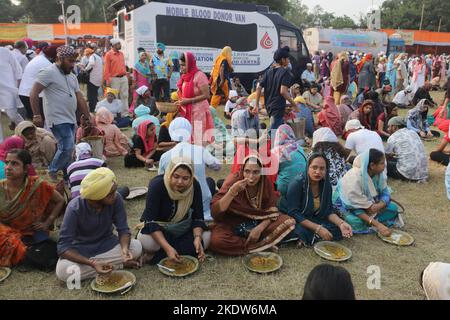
[260,67,292,117]
[131,135,157,154]
[158,126,172,144]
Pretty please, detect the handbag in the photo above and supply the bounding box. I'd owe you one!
[22,239,58,272]
[77,69,91,84]
[154,209,193,239]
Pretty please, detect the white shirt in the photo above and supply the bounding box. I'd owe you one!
[158,142,222,221]
[84,54,103,87]
[18,55,51,97]
[0,47,23,109]
[392,90,413,106]
[12,48,28,72]
[95,98,122,117]
[345,129,385,155]
[224,100,236,113]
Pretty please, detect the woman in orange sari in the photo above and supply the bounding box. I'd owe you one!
[209,156,295,256]
[210,46,233,108]
[0,149,64,267]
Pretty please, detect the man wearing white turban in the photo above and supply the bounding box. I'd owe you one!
[159,118,222,221]
[56,168,142,282]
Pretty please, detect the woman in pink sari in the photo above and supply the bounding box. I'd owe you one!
[131,51,152,113]
[176,52,214,146]
[317,96,343,136]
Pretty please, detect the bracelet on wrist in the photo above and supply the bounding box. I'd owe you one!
[315,225,322,234]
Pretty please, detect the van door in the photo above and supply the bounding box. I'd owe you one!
[279,27,311,84]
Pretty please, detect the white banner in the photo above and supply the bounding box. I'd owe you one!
[27,24,54,41]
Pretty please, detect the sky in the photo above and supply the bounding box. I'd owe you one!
[301,0,386,20]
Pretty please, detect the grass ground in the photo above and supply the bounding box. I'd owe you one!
[0,91,449,300]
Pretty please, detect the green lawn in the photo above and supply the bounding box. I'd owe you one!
[0,91,449,300]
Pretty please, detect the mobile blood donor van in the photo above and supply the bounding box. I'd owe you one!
[110,0,311,88]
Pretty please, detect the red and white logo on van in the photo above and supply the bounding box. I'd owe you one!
[260,32,273,49]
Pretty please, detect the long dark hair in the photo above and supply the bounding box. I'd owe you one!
[5,149,32,176]
[313,142,348,159]
[303,264,356,300]
[368,148,385,166]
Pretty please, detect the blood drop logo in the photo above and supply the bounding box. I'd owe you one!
[260,32,273,49]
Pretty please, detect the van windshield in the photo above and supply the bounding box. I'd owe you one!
[156,15,257,51]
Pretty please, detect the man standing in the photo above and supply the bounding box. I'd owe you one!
[81,48,103,112]
[0,46,24,137]
[30,46,90,181]
[19,45,57,120]
[151,42,173,102]
[255,46,297,132]
[104,39,129,116]
[12,40,29,72]
[396,54,408,93]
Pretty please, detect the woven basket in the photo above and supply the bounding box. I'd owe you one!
[156,102,178,113]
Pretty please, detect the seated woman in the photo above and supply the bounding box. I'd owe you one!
[15,121,56,169]
[95,88,131,128]
[407,99,434,139]
[0,149,64,267]
[337,95,355,132]
[124,120,158,169]
[272,124,307,213]
[95,107,130,157]
[0,136,37,179]
[285,153,353,247]
[334,149,401,236]
[317,96,343,136]
[348,100,373,130]
[132,104,160,136]
[133,85,158,116]
[137,157,210,264]
[209,156,296,256]
[207,106,235,161]
[376,103,398,140]
[312,127,349,188]
[430,127,450,166]
[56,168,142,282]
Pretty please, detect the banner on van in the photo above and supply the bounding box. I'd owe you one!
[121,1,279,74]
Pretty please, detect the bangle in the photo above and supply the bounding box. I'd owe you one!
[368,217,374,226]
[315,225,322,234]
[33,115,42,118]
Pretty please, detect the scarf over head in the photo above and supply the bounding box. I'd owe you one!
[95,107,114,125]
[312,127,338,148]
[56,46,76,59]
[136,120,156,156]
[320,96,342,136]
[211,46,233,94]
[75,142,92,161]
[163,156,195,223]
[177,51,199,122]
[273,124,304,162]
[106,87,119,98]
[80,167,117,201]
[136,85,149,96]
[357,53,373,73]
[212,156,280,220]
[331,52,347,90]
[134,57,151,77]
[0,136,25,161]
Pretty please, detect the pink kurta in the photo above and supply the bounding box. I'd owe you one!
[130,69,151,113]
[182,71,214,146]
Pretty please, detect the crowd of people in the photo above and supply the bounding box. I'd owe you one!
[0,38,449,300]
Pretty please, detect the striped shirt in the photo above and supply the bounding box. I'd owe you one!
[67,157,106,199]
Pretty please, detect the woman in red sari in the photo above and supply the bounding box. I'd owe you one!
[209,156,295,256]
[176,52,214,146]
[0,149,64,267]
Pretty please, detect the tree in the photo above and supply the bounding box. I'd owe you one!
[381,0,450,32]
[0,0,25,23]
[220,0,291,15]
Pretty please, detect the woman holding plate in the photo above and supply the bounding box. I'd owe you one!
[137,157,210,264]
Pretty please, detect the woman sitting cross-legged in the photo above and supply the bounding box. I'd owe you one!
[272,124,307,213]
[0,149,64,267]
[334,148,402,236]
[56,168,142,282]
[95,107,130,157]
[137,157,210,264]
[285,153,353,247]
[124,120,159,169]
[209,156,296,256]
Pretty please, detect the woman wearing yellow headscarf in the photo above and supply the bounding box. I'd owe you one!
[210,46,234,108]
[137,157,210,265]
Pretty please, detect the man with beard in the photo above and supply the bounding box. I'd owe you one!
[104,39,129,116]
[151,42,173,102]
[30,46,90,182]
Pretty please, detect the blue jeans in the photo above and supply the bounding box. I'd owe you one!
[49,123,75,175]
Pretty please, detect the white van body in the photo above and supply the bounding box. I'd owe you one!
[303,27,388,55]
[113,1,279,75]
